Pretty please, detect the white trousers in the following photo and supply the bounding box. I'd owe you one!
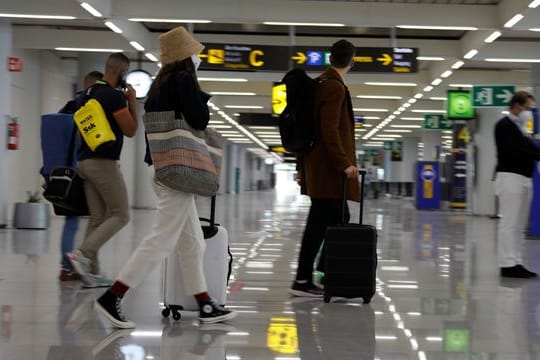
[494,172,532,267]
[117,182,207,295]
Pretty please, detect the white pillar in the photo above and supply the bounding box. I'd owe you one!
[421,131,440,161]
[470,107,502,215]
[400,137,419,182]
[0,22,12,226]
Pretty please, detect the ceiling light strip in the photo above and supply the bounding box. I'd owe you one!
[80,2,102,17]
[263,21,345,27]
[104,21,123,34]
[129,18,211,23]
[0,13,76,20]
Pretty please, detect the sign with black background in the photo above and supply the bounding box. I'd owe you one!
[199,43,418,73]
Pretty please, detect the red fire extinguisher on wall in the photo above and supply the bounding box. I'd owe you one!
[7,117,19,150]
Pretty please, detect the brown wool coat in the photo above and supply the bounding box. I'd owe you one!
[299,67,360,202]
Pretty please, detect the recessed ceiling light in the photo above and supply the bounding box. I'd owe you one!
[224,105,264,109]
[55,47,123,52]
[529,0,540,8]
[464,49,478,59]
[440,70,453,78]
[199,77,248,82]
[430,97,447,101]
[530,28,540,31]
[209,92,256,96]
[411,109,446,113]
[104,21,123,34]
[383,129,412,133]
[356,95,403,100]
[390,125,421,128]
[353,108,389,112]
[263,21,345,27]
[397,25,478,31]
[504,14,524,28]
[484,31,502,43]
[431,78,443,86]
[414,93,424,99]
[145,53,159,62]
[485,58,540,63]
[129,18,211,23]
[401,117,425,120]
[365,82,417,87]
[417,56,445,61]
[423,86,434,92]
[129,41,145,51]
[451,61,465,69]
[80,2,102,17]
[0,13,76,20]
[449,84,473,88]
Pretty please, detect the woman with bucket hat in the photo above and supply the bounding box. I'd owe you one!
[94,26,236,328]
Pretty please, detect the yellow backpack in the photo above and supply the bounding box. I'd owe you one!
[74,97,116,151]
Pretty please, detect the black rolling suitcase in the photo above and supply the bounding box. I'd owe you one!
[323,170,378,304]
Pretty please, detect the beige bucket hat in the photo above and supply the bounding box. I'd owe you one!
[159,26,204,65]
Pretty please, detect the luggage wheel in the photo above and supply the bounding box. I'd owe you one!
[324,294,331,303]
[162,305,183,320]
[362,296,372,304]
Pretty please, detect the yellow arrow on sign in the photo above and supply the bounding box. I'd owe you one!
[199,53,208,59]
[291,52,307,64]
[376,53,393,66]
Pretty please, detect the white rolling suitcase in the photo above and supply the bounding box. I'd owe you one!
[161,196,232,320]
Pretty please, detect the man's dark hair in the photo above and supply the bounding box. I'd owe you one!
[510,91,535,108]
[105,52,130,74]
[330,40,356,68]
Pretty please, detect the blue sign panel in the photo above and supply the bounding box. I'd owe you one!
[306,51,324,66]
[529,142,540,236]
[416,161,441,210]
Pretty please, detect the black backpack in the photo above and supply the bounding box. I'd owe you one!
[278,69,322,153]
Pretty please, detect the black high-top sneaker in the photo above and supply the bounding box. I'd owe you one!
[198,300,237,324]
[95,291,135,329]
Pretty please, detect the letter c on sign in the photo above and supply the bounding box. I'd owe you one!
[249,50,264,67]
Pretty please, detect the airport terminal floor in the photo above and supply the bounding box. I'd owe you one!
[1,186,540,360]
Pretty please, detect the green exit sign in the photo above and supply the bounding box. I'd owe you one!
[472,85,515,107]
[424,114,453,130]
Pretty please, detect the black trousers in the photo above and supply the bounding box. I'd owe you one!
[295,198,350,282]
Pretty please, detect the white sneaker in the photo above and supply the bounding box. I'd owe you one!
[81,274,113,288]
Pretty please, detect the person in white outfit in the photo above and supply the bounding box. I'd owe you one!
[494,90,540,278]
[94,26,236,328]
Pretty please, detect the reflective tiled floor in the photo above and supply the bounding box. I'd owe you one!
[2,185,540,360]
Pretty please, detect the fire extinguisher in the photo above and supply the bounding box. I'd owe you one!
[7,117,19,150]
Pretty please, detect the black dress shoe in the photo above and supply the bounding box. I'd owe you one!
[500,265,536,278]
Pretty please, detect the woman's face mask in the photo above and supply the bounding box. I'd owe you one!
[191,54,201,70]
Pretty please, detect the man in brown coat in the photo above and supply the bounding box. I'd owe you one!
[290,40,360,297]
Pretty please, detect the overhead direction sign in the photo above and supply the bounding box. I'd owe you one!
[424,114,453,130]
[198,43,418,73]
[472,85,515,107]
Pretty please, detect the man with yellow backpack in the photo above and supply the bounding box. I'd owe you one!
[68,52,138,287]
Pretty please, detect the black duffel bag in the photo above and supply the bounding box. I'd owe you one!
[43,167,88,216]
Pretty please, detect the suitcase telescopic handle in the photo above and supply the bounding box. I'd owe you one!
[342,170,366,225]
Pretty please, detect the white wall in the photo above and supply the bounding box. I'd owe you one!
[0,22,12,226]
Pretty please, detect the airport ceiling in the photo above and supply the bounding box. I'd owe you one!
[2,0,540,152]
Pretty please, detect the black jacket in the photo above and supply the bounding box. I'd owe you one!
[495,116,540,178]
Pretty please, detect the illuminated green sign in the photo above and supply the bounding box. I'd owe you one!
[447,90,474,120]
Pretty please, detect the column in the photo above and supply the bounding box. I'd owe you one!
[421,131,441,161]
[0,22,12,226]
[470,108,502,215]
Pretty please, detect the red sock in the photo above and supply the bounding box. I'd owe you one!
[194,292,211,303]
[110,281,130,298]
